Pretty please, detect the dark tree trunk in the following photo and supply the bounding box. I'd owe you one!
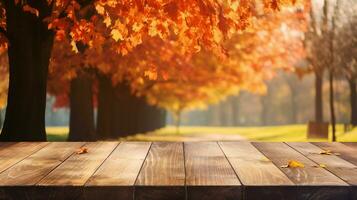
[1,2,54,141]
[349,79,357,126]
[96,75,116,139]
[68,72,95,141]
[0,110,3,129]
[329,72,336,142]
[315,71,324,123]
[96,76,166,139]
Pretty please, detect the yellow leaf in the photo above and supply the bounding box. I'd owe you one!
[280,160,304,168]
[319,150,332,155]
[95,4,105,15]
[312,163,327,168]
[111,29,123,41]
[260,157,271,162]
[104,16,112,27]
[319,163,327,168]
[70,40,79,53]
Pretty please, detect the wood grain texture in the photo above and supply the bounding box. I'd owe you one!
[219,142,296,200]
[314,142,357,166]
[253,142,347,186]
[0,142,48,173]
[342,142,357,149]
[38,142,118,186]
[86,142,151,186]
[135,142,185,200]
[253,142,350,200]
[0,142,84,186]
[185,142,241,200]
[219,141,293,186]
[288,142,357,185]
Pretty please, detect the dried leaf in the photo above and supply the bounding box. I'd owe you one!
[280,160,304,168]
[312,163,327,168]
[23,5,39,17]
[76,147,88,154]
[319,150,332,155]
[260,157,271,162]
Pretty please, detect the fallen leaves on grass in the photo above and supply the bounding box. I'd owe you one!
[76,147,88,154]
[280,160,304,168]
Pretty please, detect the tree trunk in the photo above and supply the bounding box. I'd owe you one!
[315,72,324,123]
[260,95,269,126]
[68,72,95,141]
[0,109,3,129]
[230,96,240,126]
[96,75,116,139]
[219,101,228,126]
[289,85,299,124]
[349,79,357,126]
[97,76,166,138]
[1,2,54,141]
[329,71,336,142]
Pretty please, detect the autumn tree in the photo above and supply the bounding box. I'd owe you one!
[333,0,357,126]
[304,0,327,123]
[127,4,306,131]
[0,0,299,141]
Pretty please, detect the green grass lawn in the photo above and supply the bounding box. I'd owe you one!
[46,124,357,142]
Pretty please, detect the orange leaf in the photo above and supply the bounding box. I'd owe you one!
[23,5,39,17]
[280,160,304,168]
[76,147,88,154]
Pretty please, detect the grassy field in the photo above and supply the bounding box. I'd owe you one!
[47,124,357,142]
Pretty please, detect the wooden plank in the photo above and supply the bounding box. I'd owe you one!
[253,142,350,200]
[343,142,357,149]
[84,142,151,200]
[219,141,293,185]
[0,142,84,186]
[185,142,241,200]
[0,142,48,173]
[135,142,185,200]
[38,142,118,186]
[314,142,357,166]
[288,142,357,185]
[219,142,294,200]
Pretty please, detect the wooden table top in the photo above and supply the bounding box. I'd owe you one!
[0,142,356,200]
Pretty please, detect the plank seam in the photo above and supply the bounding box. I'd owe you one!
[217,142,244,200]
[34,142,88,186]
[83,142,121,186]
[183,142,188,200]
[251,142,299,186]
[133,142,153,200]
[285,142,351,186]
[0,142,50,175]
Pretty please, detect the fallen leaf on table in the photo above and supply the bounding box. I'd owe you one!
[319,149,340,156]
[280,160,304,168]
[260,157,271,162]
[312,163,327,168]
[76,147,88,154]
[319,150,332,155]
